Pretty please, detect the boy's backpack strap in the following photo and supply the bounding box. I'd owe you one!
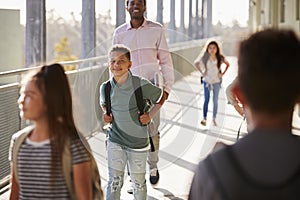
[132,76,144,115]
[104,80,112,116]
[12,125,35,185]
[132,76,155,152]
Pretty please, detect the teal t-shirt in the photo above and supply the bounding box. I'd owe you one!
[100,72,162,149]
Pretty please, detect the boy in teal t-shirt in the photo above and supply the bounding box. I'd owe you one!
[100,45,167,200]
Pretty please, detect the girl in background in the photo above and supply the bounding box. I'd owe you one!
[194,41,230,126]
[9,64,101,199]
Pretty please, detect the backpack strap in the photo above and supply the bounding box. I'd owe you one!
[132,76,155,152]
[104,80,112,116]
[12,125,35,185]
[62,134,103,200]
[77,133,103,199]
[132,76,145,114]
[62,138,76,200]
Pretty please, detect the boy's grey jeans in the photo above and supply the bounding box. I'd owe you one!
[106,141,147,200]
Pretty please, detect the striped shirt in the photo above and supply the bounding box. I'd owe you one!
[9,136,90,199]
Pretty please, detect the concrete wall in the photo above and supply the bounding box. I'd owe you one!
[0,9,23,84]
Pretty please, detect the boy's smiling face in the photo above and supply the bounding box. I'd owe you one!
[109,51,132,79]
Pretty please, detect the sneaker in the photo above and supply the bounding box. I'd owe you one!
[127,179,133,194]
[149,168,160,185]
[200,119,207,126]
[212,119,217,126]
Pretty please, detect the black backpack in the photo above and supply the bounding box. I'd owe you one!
[104,76,155,152]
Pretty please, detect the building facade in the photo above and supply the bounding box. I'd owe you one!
[0,9,23,84]
[249,0,300,32]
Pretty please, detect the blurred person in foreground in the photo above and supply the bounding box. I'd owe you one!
[9,64,102,199]
[189,29,300,199]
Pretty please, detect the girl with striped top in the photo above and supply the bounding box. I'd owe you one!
[9,64,96,199]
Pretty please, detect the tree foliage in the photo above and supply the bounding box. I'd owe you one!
[54,37,78,71]
[47,9,115,66]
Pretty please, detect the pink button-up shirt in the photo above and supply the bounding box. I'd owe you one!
[113,19,174,94]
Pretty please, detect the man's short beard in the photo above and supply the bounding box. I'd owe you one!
[131,14,144,20]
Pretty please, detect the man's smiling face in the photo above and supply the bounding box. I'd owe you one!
[126,0,146,20]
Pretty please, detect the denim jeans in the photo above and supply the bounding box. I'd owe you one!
[203,81,221,119]
[106,141,147,200]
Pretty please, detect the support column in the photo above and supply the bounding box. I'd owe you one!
[255,0,263,29]
[201,0,204,38]
[179,0,185,34]
[116,0,126,28]
[81,0,95,59]
[195,0,200,39]
[157,0,163,24]
[204,0,212,38]
[271,0,279,29]
[169,0,176,43]
[188,0,193,39]
[25,0,46,67]
[207,0,212,37]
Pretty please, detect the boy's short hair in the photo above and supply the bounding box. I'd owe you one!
[238,29,300,114]
[109,45,131,61]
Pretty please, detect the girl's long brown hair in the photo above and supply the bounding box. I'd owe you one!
[30,63,79,174]
[201,41,225,71]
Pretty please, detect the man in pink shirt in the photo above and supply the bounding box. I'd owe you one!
[113,0,174,188]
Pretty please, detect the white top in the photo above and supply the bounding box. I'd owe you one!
[200,59,221,84]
